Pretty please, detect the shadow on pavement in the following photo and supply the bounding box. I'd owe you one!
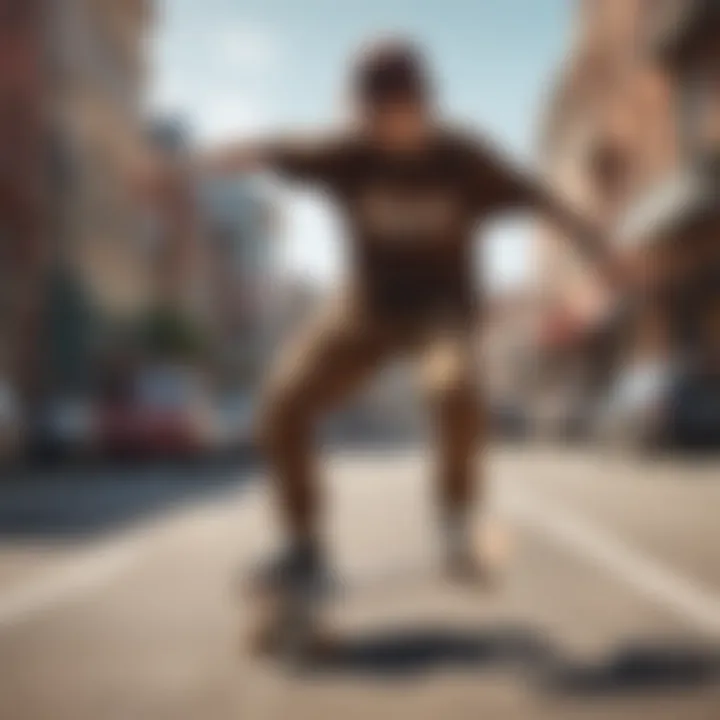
[543,643,720,695]
[0,460,257,540]
[310,624,554,677]
[308,624,720,696]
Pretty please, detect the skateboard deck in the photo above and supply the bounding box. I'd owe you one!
[242,521,513,663]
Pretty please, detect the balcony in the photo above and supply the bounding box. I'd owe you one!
[619,154,720,249]
[647,0,720,67]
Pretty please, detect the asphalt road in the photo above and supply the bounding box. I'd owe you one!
[0,445,719,719]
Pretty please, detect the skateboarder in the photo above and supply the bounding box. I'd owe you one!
[186,39,625,651]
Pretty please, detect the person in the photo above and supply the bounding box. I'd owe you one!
[185,39,625,640]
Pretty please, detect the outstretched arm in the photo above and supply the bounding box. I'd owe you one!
[138,140,267,196]
[530,181,626,290]
[472,134,627,291]
[193,141,270,177]
[193,134,346,182]
[141,133,345,194]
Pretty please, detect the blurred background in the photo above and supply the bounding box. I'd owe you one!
[2,0,720,467]
[1,1,720,718]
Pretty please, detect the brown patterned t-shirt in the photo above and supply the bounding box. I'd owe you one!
[269,128,539,322]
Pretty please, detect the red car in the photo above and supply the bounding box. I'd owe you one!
[97,367,217,460]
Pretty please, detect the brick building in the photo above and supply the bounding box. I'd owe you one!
[145,118,208,320]
[0,0,48,400]
[0,0,155,402]
[197,175,278,391]
[538,0,720,416]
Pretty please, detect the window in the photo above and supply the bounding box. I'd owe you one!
[676,60,720,165]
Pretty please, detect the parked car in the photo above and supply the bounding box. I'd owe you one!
[666,369,720,449]
[26,397,96,463]
[96,366,217,460]
[597,360,720,451]
[0,378,22,464]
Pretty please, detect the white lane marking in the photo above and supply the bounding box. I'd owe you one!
[0,485,250,631]
[1,472,719,636]
[0,537,143,629]
[506,489,720,636]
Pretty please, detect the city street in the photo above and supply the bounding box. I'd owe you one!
[0,446,719,719]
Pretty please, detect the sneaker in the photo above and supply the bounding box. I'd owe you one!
[249,541,330,598]
[245,542,331,659]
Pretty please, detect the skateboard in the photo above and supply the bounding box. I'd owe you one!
[244,575,337,663]
[243,521,512,664]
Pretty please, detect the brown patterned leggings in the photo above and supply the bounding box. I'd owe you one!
[257,294,485,542]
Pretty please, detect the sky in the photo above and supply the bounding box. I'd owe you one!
[150,0,573,292]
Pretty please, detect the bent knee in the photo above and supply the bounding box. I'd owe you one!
[424,360,476,407]
[427,375,484,438]
[432,381,481,419]
[256,375,317,448]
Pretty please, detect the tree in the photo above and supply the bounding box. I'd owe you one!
[139,305,208,363]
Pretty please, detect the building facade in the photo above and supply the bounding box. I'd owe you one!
[0,0,155,403]
[198,175,278,392]
[538,0,720,414]
[0,0,48,400]
[145,117,207,321]
[52,0,156,317]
